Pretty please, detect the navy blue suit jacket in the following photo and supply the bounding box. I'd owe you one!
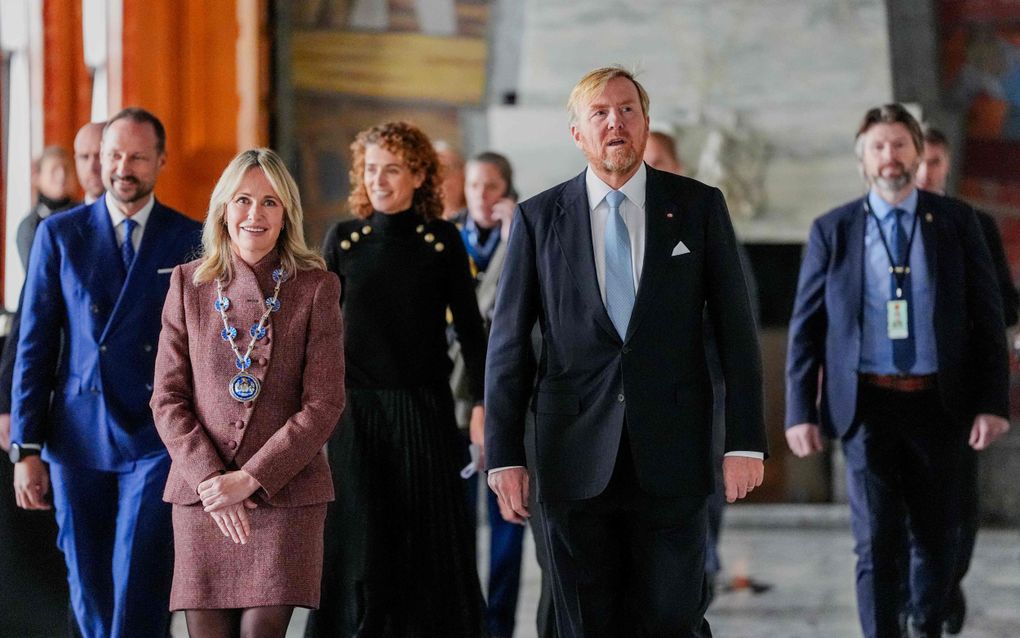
[785,191,1009,439]
[485,166,766,502]
[12,198,201,470]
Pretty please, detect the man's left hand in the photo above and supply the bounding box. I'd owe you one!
[722,456,764,503]
[969,413,1011,450]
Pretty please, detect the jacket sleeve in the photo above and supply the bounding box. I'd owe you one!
[702,188,768,456]
[484,206,540,469]
[785,217,830,429]
[0,301,22,414]
[976,210,1019,327]
[242,272,345,498]
[12,222,64,445]
[444,226,488,404]
[961,209,1009,418]
[150,267,227,491]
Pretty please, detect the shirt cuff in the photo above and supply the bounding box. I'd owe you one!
[18,443,42,450]
[724,451,764,460]
[487,465,525,474]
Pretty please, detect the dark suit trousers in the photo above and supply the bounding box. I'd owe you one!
[843,384,966,638]
[538,432,712,638]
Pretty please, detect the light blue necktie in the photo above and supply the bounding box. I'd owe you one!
[121,218,137,272]
[604,190,635,338]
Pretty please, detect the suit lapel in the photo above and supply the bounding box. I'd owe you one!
[846,199,867,337]
[86,199,127,342]
[552,172,619,341]
[624,169,672,341]
[101,201,173,342]
[916,190,938,287]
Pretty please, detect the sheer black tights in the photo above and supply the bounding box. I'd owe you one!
[184,606,295,638]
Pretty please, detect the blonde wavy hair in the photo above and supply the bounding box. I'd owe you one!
[347,121,443,221]
[193,148,325,285]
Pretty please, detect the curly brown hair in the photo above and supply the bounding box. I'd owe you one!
[348,121,443,221]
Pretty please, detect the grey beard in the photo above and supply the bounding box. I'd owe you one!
[601,149,639,174]
[872,173,913,193]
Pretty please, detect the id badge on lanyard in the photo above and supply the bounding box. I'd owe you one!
[887,299,908,339]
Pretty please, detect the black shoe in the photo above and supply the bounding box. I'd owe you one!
[943,586,966,635]
[906,622,941,638]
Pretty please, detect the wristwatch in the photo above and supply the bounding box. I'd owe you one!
[9,443,41,463]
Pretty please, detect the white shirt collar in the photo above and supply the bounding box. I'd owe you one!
[585,162,647,211]
[104,191,155,232]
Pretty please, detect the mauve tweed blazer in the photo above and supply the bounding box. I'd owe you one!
[151,254,344,506]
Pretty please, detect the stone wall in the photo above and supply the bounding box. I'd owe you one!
[487,0,894,242]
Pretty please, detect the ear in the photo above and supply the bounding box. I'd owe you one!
[157,152,167,171]
[570,124,584,150]
[413,171,426,189]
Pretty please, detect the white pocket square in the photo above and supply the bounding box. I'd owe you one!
[157,267,174,274]
[671,241,690,257]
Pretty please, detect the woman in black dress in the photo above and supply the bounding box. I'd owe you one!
[308,122,488,637]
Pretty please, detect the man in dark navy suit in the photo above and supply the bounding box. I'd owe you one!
[485,66,767,637]
[911,126,1018,635]
[10,108,201,638]
[785,104,1011,638]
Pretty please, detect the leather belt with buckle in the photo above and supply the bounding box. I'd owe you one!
[859,373,937,392]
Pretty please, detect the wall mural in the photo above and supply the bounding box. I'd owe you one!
[940,0,1020,215]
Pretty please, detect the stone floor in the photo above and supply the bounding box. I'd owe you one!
[169,505,1020,637]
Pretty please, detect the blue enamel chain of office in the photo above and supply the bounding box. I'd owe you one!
[213,267,287,402]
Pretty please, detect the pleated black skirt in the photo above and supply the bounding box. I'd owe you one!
[308,384,487,638]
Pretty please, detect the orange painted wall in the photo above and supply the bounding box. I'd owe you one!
[122,0,243,220]
[43,0,92,181]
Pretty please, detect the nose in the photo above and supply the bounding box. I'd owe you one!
[607,109,622,130]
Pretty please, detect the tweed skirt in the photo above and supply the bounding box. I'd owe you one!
[170,502,327,610]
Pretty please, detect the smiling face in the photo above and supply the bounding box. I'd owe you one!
[859,122,920,201]
[363,144,425,214]
[100,118,166,213]
[571,76,650,187]
[226,167,285,265]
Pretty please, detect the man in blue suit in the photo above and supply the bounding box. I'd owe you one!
[9,107,202,638]
[485,66,767,637]
[785,104,1011,638]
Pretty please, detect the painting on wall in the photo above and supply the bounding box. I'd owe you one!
[288,0,491,244]
[940,0,1020,214]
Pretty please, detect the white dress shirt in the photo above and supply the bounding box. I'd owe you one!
[104,191,153,252]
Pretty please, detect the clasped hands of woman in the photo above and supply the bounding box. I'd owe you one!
[197,470,260,544]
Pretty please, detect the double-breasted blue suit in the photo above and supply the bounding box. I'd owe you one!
[12,196,201,638]
[785,190,1008,637]
[486,166,767,635]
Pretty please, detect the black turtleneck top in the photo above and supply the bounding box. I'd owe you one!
[322,209,487,402]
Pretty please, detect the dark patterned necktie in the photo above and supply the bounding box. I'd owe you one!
[890,208,915,372]
[122,218,137,272]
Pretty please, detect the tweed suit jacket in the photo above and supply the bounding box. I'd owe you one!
[151,253,344,506]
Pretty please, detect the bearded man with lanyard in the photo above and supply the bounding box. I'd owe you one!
[785,103,1011,638]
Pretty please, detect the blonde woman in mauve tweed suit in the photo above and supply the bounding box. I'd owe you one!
[151,148,345,637]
